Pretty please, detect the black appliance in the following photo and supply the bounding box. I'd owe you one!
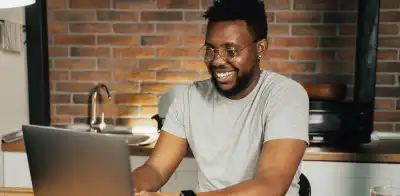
[308,0,380,145]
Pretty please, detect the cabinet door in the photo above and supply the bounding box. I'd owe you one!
[3,152,32,188]
[161,158,198,192]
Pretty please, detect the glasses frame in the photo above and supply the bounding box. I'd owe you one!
[198,40,257,63]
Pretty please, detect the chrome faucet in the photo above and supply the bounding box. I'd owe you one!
[89,84,112,132]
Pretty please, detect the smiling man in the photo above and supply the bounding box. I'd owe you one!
[132,0,309,196]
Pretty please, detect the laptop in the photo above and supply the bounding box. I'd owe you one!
[22,124,134,196]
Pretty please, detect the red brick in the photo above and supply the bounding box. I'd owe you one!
[98,59,138,70]
[50,71,69,81]
[276,12,321,23]
[381,0,400,9]
[48,24,68,34]
[376,98,395,110]
[51,94,71,104]
[47,0,67,9]
[317,62,354,73]
[157,48,198,58]
[115,94,158,105]
[54,59,96,69]
[51,117,73,125]
[52,10,96,21]
[339,25,356,35]
[182,60,206,71]
[54,35,95,45]
[141,11,182,21]
[379,24,399,35]
[378,62,400,73]
[140,106,158,117]
[113,24,154,33]
[268,25,290,36]
[323,13,357,23]
[98,58,137,71]
[158,0,200,9]
[374,112,400,122]
[264,50,290,60]
[200,72,211,80]
[138,60,181,71]
[184,12,204,21]
[70,23,112,33]
[270,62,315,73]
[264,0,291,10]
[114,71,156,82]
[70,0,109,8]
[107,82,140,93]
[141,36,181,46]
[339,0,357,10]
[70,47,110,57]
[55,83,95,93]
[156,71,199,82]
[115,0,156,9]
[294,0,338,10]
[114,48,155,58]
[97,35,140,46]
[374,123,393,132]
[291,50,335,60]
[141,83,177,94]
[320,37,356,48]
[97,11,138,21]
[336,50,354,60]
[56,105,88,116]
[157,24,201,34]
[376,74,395,85]
[292,25,336,36]
[182,36,204,47]
[378,50,398,61]
[71,71,112,81]
[273,37,319,48]
[379,37,400,48]
[48,46,68,57]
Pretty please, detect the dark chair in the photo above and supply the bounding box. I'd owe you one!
[299,173,311,196]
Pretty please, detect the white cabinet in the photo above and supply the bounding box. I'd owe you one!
[3,152,400,196]
[301,161,400,196]
[0,151,3,187]
[1,152,198,193]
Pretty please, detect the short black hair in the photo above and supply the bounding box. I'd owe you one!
[203,0,268,41]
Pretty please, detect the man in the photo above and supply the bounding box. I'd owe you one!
[133,0,309,195]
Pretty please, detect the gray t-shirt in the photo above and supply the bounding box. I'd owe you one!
[162,70,309,196]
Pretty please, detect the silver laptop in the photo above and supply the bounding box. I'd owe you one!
[22,124,134,196]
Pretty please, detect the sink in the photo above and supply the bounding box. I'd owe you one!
[52,124,158,146]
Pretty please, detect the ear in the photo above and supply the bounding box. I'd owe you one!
[257,39,268,59]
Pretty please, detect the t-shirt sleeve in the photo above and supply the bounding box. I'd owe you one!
[161,89,187,139]
[264,82,309,145]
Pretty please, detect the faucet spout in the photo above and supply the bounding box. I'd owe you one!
[90,84,112,132]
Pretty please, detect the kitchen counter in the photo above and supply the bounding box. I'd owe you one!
[3,138,400,163]
[0,187,178,196]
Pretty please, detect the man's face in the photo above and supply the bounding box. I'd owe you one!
[203,21,261,98]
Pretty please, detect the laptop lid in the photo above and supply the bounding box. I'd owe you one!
[22,124,133,196]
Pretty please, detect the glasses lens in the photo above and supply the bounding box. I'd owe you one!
[200,46,214,61]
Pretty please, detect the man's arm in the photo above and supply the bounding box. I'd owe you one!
[196,139,306,196]
[132,131,188,192]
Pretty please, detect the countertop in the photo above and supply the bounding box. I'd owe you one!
[0,187,178,196]
[3,138,400,163]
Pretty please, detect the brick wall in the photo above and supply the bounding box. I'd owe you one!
[47,0,400,132]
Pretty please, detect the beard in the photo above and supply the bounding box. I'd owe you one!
[209,66,255,98]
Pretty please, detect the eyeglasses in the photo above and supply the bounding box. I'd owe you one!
[198,42,255,62]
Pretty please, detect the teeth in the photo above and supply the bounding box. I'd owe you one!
[216,71,233,79]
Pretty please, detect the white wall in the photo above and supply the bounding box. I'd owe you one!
[0,7,29,136]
